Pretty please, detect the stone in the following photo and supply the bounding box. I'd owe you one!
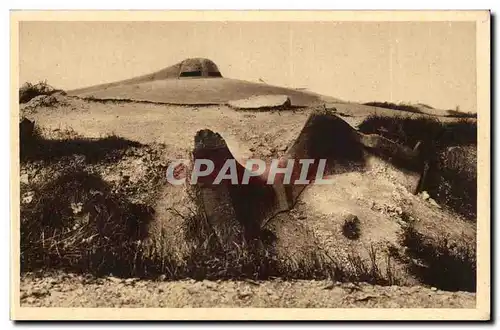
[124,278,139,285]
[25,297,36,304]
[20,173,29,184]
[237,290,253,299]
[261,149,273,157]
[428,198,441,208]
[107,276,121,283]
[323,283,335,290]
[21,192,34,204]
[202,280,216,289]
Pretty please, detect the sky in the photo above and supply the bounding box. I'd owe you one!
[19,21,477,112]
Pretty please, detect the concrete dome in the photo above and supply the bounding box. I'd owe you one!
[178,58,222,78]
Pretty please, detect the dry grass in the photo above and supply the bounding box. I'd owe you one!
[358,115,476,149]
[20,163,398,285]
[445,110,477,118]
[358,115,477,219]
[19,81,64,104]
[401,223,476,292]
[20,170,153,276]
[363,101,423,114]
[431,146,477,219]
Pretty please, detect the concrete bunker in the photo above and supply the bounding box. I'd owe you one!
[178,58,223,78]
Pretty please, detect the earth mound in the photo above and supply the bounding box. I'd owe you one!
[19,105,476,292]
[66,58,342,107]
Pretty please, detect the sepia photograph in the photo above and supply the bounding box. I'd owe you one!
[10,10,490,321]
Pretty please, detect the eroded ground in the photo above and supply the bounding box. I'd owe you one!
[19,96,477,308]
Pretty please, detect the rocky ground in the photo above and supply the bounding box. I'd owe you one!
[20,273,475,308]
